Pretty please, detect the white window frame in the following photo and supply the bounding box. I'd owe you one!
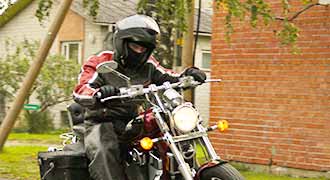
[200,50,211,71]
[61,41,82,64]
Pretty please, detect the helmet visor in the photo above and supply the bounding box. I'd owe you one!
[128,42,148,54]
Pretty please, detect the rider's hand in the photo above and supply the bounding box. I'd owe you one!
[183,67,206,83]
[98,85,119,99]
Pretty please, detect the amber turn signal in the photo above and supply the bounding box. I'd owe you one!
[217,120,229,132]
[140,137,153,150]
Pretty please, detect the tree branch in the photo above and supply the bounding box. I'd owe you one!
[40,96,72,112]
[275,3,321,21]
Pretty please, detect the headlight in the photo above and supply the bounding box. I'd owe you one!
[172,104,198,133]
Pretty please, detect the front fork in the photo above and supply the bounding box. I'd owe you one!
[153,107,195,180]
[153,110,222,180]
[151,88,220,180]
[196,123,220,160]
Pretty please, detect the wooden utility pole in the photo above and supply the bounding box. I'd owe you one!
[181,1,195,102]
[0,0,74,151]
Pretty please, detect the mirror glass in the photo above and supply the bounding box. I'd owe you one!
[96,61,118,73]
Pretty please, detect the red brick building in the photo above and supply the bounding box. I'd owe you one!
[210,1,330,172]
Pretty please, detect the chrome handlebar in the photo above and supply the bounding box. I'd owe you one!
[100,77,221,102]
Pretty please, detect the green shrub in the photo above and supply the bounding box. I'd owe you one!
[24,110,54,133]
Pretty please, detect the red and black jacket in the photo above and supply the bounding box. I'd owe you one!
[73,51,180,121]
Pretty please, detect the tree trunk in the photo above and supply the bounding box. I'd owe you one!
[0,94,5,123]
[181,1,195,102]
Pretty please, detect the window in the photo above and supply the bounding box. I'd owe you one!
[61,41,82,64]
[201,51,211,70]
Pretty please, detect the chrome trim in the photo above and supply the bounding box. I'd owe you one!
[149,152,162,169]
[153,106,194,180]
[148,152,163,180]
[172,131,208,143]
[196,123,220,160]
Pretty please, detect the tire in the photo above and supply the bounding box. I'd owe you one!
[199,163,245,180]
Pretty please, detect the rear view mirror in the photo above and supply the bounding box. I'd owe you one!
[96,61,131,87]
[96,61,118,73]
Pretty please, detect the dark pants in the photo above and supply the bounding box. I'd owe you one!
[84,121,145,180]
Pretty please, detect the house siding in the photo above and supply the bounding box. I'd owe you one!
[194,36,211,124]
[0,0,59,57]
[211,1,330,171]
[58,10,84,42]
[83,22,109,60]
[194,78,210,125]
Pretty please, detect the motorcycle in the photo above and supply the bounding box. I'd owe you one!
[38,61,244,180]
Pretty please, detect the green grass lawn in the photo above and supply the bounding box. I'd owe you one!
[8,132,64,145]
[0,145,48,180]
[0,133,62,180]
[0,133,329,180]
[241,171,328,180]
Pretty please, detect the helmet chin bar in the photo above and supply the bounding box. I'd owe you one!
[123,47,152,70]
[116,40,153,70]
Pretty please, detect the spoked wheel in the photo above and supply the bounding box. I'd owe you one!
[199,163,245,180]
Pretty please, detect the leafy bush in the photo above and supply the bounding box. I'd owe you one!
[0,39,80,131]
[24,110,54,133]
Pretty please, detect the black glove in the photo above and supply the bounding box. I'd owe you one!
[183,67,206,83]
[98,85,119,99]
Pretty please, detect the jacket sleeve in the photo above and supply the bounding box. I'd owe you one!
[147,57,181,85]
[73,55,105,107]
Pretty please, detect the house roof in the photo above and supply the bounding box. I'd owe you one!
[1,0,212,34]
[71,0,212,34]
[70,0,138,24]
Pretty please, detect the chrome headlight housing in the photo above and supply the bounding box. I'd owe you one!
[163,88,183,108]
[172,103,198,133]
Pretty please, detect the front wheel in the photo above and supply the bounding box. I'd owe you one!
[199,163,245,180]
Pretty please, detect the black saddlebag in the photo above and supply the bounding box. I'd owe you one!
[38,151,91,180]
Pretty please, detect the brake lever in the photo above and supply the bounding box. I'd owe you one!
[205,79,222,83]
[100,95,127,102]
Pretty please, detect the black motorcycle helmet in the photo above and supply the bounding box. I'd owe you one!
[113,14,160,70]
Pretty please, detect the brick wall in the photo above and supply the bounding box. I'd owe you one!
[210,1,330,171]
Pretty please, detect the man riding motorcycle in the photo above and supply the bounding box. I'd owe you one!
[73,14,206,180]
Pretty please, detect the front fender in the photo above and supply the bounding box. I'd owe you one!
[194,159,227,180]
